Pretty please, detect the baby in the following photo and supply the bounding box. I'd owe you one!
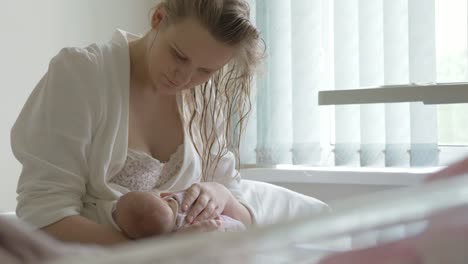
[113,191,246,239]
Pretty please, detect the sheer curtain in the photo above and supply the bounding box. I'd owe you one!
[241,0,466,167]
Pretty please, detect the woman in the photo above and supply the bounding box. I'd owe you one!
[12,0,263,245]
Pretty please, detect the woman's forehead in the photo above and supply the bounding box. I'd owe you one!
[165,18,237,69]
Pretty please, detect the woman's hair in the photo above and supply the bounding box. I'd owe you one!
[158,0,264,181]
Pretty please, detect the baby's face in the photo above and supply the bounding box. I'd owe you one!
[155,196,178,231]
[164,198,178,219]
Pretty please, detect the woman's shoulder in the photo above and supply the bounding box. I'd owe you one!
[47,41,128,100]
[39,45,107,110]
[48,39,130,100]
[50,44,104,78]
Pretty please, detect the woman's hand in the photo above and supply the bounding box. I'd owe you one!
[181,182,233,224]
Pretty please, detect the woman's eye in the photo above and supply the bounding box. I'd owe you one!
[172,49,186,61]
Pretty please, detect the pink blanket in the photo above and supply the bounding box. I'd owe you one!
[319,157,468,264]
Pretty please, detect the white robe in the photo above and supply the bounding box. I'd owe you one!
[11,30,329,231]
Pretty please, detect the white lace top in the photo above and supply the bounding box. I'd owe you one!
[110,145,185,192]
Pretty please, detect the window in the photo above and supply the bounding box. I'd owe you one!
[437,0,468,146]
[241,0,468,167]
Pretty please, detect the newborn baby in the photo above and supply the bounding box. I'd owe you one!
[113,191,246,239]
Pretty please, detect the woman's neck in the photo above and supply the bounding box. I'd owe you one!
[129,32,177,106]
[129,34,151,92]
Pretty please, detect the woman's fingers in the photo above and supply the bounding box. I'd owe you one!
[186,193,211,224]
[194,219,222,232]
[193,200,218,223]
[178,219,223,234]
[182,183,201,212]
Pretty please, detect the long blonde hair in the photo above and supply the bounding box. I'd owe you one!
[158,0,264,181]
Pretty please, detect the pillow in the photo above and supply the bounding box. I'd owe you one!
[240,179,330,225]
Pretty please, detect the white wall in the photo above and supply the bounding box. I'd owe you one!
[0,0,155,212]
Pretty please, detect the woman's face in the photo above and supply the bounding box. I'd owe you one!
[147,9,237,95]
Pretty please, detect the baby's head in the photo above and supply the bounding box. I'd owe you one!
[140,194,178,235]
[116,191,178,238]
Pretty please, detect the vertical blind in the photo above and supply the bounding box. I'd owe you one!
[241,0,467,167]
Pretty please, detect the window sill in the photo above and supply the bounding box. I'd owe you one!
[318,82,468,105]
[241,166,440,187]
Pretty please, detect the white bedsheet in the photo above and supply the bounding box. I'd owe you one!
[44,173,468,264]
[240,179,330,225]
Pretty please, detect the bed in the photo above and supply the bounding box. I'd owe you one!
[34,173,468,264]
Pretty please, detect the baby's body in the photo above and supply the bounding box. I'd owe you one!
[113,191,246,239]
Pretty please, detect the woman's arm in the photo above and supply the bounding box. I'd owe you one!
[42,215,129,246]
[223,195,253,225]
[12,48,105,240]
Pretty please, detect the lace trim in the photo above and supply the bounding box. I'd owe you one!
[110,144,184,192]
